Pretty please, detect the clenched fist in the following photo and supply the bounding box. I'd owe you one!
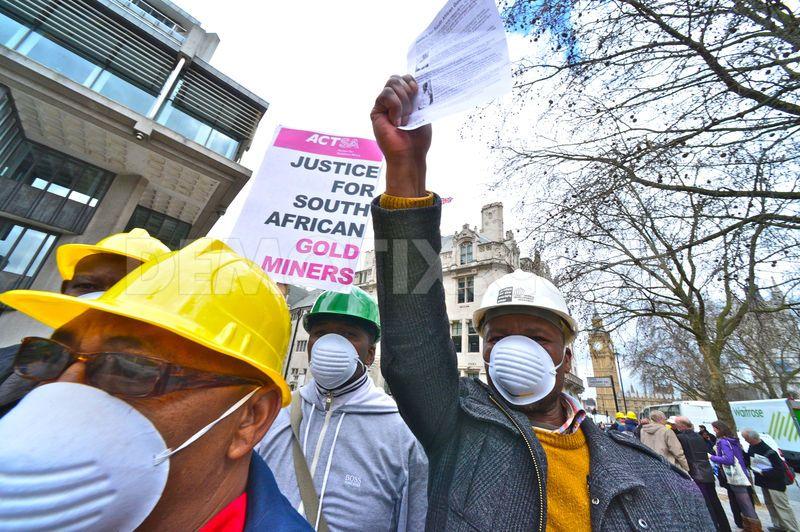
[371,75,432,198]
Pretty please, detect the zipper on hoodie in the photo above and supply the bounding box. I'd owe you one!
[489,395,545,532]
[309,391,336,477]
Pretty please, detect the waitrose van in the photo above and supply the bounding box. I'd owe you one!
[730,399,800,471]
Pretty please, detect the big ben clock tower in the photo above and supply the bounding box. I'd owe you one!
[588,316,624,416]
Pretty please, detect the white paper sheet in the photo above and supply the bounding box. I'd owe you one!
[400,0,512,130]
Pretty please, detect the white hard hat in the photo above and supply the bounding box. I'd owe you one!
[473,270,577,339]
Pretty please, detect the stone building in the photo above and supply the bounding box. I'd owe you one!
[283,202,585,398]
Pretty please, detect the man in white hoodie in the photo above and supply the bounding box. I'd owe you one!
[257,287,428,531]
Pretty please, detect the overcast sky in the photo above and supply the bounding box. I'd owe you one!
[177,0,626,399]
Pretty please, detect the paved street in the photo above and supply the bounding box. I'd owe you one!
[718,483,800,529]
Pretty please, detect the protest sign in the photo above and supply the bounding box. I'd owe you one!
[401,0,512,130]
[228,126,383,292]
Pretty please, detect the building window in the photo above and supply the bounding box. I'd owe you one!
[296,339,307,352]
[451,320,462,352]
[467,319,480,352]
[9,29,156,115]
[0,218,58,293]
[457,276,474,304]
[125,206,191,250]
[459,241,473,264]
[0,89,114,234]
[156,81,241,159]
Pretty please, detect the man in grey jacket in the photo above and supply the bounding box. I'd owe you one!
[257,288,428,531]
[368,74,713,531]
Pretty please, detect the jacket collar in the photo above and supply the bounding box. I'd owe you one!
[244,452,311,531]
[458,378,534,436]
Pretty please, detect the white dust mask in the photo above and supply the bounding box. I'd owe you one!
[0,382,258,531]
[488,335,564,406]
[310,333,358,390]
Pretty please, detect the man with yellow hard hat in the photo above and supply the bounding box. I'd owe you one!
[0,228,170,416]
[0,238,312,531]
[625,411,639,432]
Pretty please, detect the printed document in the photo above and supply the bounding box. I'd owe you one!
[401,0,512,130]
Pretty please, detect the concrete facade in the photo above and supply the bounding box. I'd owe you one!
[0,0,268,346]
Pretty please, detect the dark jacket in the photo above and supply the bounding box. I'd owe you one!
[677,430,715,483]
[245,452,313,531]
[746,440,787,492]
[372,196,713,531]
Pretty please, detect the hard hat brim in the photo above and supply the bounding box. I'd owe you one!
[474,304,577,339]
[0,290,292,405]
[302,311,381,341]
[57,244,144,281]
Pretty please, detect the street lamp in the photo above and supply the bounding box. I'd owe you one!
[614,351,628,412]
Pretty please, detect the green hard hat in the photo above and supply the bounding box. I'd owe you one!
[303,286,381,340]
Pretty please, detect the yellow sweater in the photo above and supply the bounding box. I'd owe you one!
[533,427,592,532]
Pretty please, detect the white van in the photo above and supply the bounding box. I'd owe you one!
[641,401,718,429]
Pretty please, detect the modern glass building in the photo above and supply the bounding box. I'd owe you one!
[0,0,269,344]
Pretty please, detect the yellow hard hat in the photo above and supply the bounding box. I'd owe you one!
[1,238,292,405]
[627,411,637,420]
[615,412,625,419]
[57,228,171,280]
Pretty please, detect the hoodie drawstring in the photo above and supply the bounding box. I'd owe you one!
[316,412,346,531]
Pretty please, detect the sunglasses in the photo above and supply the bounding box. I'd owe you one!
[15,337,262,398]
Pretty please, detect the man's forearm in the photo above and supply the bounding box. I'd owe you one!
[372,196,459,451]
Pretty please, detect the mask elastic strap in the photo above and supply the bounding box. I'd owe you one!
[552,348,567,373]
[153,387,261,466]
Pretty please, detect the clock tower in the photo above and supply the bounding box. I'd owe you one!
[588,316,624,417]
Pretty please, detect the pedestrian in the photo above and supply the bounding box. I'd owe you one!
[742,428,799,532]
[0,228,170,417]
[674,416,732,532]
[640,410,690,472]
[598,421,606,431]
[710,420,762,531]
[366,74,714,531]
[624,411,638,432]
[699,425,718,453]
[0,239,312,531]
[609,411,626,431]
[635,417,649,440]
[257,287,428,531]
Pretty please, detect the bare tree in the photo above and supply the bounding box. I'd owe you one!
[483,0,800,427]
[626,318,712,400]
[724,293,800,397]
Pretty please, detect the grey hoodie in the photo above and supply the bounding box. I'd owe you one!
[256,375,428,532]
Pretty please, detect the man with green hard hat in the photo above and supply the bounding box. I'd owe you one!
[257,286,428,532]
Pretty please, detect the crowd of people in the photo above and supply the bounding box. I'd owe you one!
[598,411,799,532]
[0,74,796,531]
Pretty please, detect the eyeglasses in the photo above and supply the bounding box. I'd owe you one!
[15,337,262,398]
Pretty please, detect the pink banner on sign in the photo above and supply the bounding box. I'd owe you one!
[273,127,383,162]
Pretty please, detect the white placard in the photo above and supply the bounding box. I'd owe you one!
[228,126,383,292]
